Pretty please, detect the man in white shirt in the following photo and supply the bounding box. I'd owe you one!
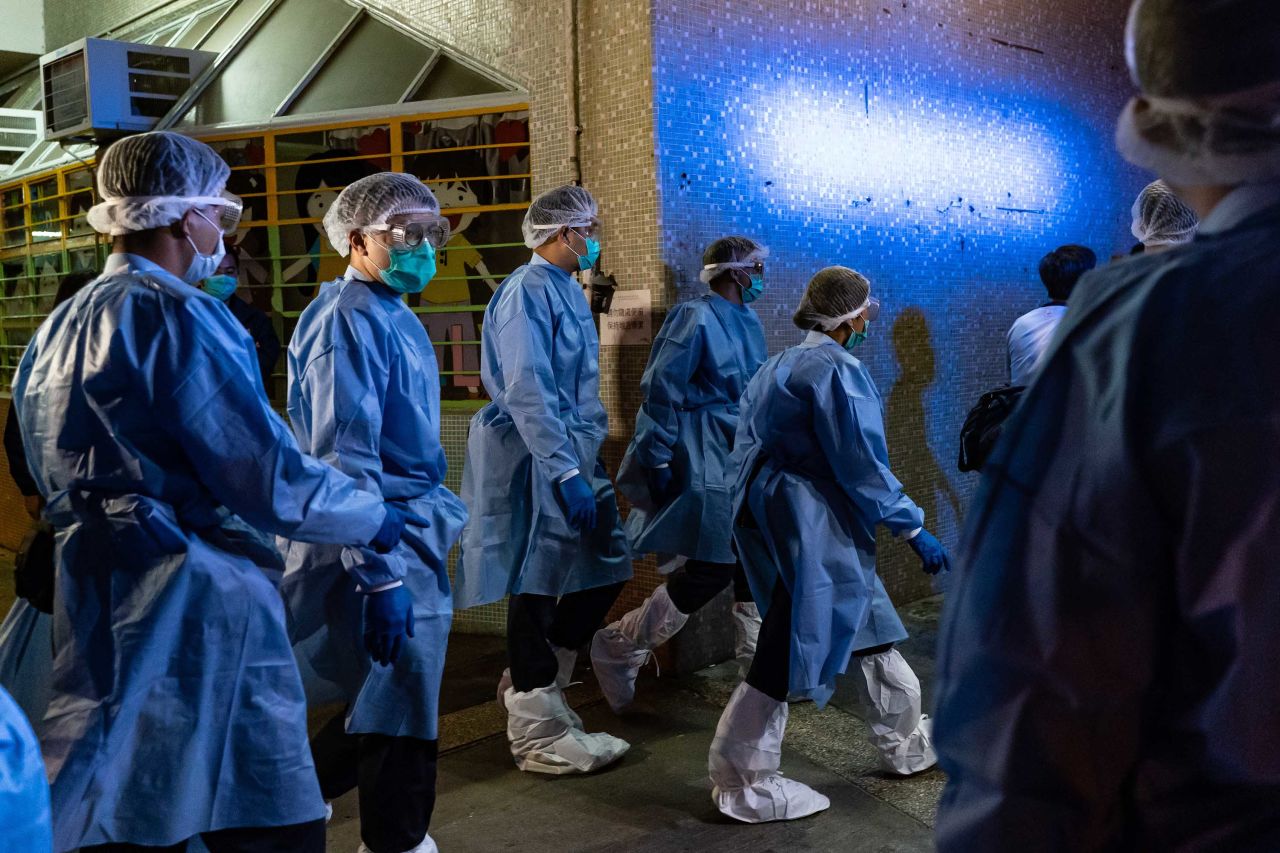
[1006,244,1096,386]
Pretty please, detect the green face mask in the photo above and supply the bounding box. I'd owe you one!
[374,242,437,294]
[202,274,237,301]
[844,323,869,352]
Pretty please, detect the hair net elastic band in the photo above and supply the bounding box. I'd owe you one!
[1115,79,1280,185]
[366,208,442,228]
[86,194,235,237]
[523,220,594,249]
[698,248,770,283]
[815,296,879,331]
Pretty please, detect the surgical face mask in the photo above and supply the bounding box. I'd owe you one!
[370,238,438,294]
[844,319,869,352]
[182,210,226,285]
[202,274,237,301]
[566,228,601,271]
[737,269,764,304]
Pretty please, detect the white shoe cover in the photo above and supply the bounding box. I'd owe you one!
[496,645,579,715]
[357,833,438,853]
[732,602,761,680]
[324,801,333,824]
[853,648,937,775]
[505,684,629,775]
[708,682,830,823]
[591,584,688,713]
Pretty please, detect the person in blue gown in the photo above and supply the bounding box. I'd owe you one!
[591,236,768,712]
[282,172,467,853]
[12,131,415,853]
[935,2,1280,848]
[709,266,950,823]
[457,184,631,775]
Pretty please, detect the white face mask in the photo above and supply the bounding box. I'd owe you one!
[182,209,226,285]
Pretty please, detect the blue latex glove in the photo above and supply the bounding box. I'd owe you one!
[363,585,415,666]
[908,529,951,575]
[369,503,430,554]
[648,465,674,503]
[556,473,598,532]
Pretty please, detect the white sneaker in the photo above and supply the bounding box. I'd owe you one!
[358,833,438,853]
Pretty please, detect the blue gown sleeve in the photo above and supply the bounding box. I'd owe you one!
[493,279,581,481]
[632,304,704,468]
[162,298,386,548]
[811,357,924,535]
[0,686,50,853]
[294,309,406,590]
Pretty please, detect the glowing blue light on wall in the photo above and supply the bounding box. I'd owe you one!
[728,79,1071,230]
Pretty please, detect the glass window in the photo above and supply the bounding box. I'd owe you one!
[66,168,95,238]
[173,1,237,50]
[29,178,60,243]
[0,71,42,111]
[287,15,435,117]
[178,0,353,127]
[408,56,506,103]
[197,0,273,55]
[2,187,24,249]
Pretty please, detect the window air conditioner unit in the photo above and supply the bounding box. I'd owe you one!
[39,38,215,142]
[0,109,43,167]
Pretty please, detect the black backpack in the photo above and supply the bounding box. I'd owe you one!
[14,521,55,615]
[958,385,1025,472]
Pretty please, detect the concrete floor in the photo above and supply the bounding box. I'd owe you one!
[326,599,944,852]
[0,548,942,852]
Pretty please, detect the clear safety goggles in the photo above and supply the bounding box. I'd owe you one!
[564,220,602,241]
[861,296,881,322]
[367,212,451,251]
[825,295,881,330]
[191,191,243,235]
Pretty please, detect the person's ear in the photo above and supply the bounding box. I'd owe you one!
[349,230,367,256]
[170,211,192,240]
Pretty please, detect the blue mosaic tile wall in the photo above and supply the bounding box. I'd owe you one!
[652,0,1149,601]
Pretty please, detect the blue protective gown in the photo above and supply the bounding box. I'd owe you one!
[935,185,1280,851]
[12,254,386,851]
[617,293,767,564]
[0,685,51,853]
[0,600,52,732]
[282,271,467,741]
[457,255,631,607]
[852,575,909,651]
[730,333,924,707]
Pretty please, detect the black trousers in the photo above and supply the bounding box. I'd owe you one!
[310,710,439,853]
[666,559,752,615]
[745,579,897,702]
[507,580,627,692]
[80,820,325,853]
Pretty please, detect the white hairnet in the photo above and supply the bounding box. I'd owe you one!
[1115,0,1280,184]
[522,185,598,248]
[1130,180,1199,246]
[323,172,440,257]
[86,131,231,236]
[792,266,878,331]
[698,236,769,283]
